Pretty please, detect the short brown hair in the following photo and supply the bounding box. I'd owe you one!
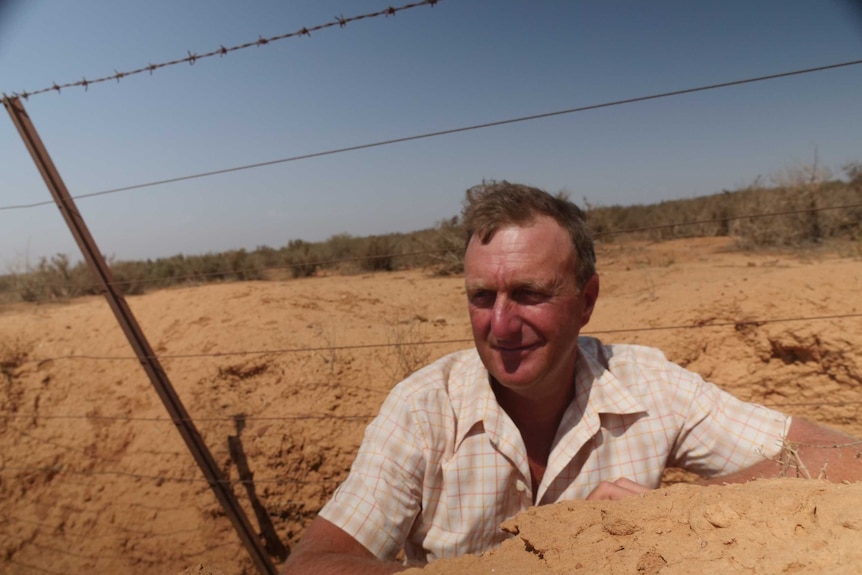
[462,181,596,288]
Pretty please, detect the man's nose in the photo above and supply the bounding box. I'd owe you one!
[491,298,522,339]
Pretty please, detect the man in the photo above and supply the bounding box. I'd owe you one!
[282,182,861,574]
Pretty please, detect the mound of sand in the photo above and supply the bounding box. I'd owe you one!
[407,479,862,574]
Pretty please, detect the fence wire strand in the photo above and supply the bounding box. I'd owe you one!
[1,200,860,298]
[1,399,859,490]
[9,312,860,365]
[2,58,860,212]
[1,412,376,423]
[2,399,860,426]
[5,0,440,101]
[0,464,341,488]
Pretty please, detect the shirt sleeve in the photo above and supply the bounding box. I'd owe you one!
[664,360,790,477]
[318,386,426,560]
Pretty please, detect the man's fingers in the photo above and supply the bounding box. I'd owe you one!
[613,477,652,494]
[585,480,637,500]
[586,478,653,500]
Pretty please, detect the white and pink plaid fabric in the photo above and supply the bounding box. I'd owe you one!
[319,337,789,562]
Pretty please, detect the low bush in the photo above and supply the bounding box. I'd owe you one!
[3,168,859,303]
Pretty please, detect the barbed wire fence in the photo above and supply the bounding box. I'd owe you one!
[2,1,862,573]
[5,0,440,101]
[3,58,861,213]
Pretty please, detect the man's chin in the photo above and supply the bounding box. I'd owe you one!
[489,364,537,390]
[498,351,533,375]
[479,349,538,386]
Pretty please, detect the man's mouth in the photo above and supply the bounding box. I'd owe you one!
[491,342,539,353]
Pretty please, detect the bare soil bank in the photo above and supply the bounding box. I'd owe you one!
[1,238,860,573]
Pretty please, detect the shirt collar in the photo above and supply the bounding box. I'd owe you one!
[451,350,499,451]
[451,339,647,452]
[574,337,647,416]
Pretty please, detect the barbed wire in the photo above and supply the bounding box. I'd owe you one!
[44,499,234,519]
[10,425,187,458]
[4,398,861,490]
[0,522,243,575]
[0,411,377,423]
[0,247,450,296]
[22,541,157,563]
[1,200,860,299]
[0,517,101,541]
[591,201,862,238]
[9,312,861,365]
[736,400,862,408]
[0,377,389,401]
[18,338,472,363]
[3,399,860,426]
[0,463,342,487]
[4,0,440,100]
[0,523,242,565]
[2,58,860,212]
[5,559,63,575]
[587,312,862,335]
[0,544,231,575]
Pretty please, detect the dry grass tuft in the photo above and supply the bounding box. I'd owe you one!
[0,337,30,381]
[380,316,431,383]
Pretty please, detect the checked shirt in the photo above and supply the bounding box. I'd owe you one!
[318,337,789,563]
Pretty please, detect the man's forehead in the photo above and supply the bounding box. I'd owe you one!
[466,220,575,265]
[464,247,574,291]
[465,273,560,291]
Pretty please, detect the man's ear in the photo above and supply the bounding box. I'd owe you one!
[580,273,600,327]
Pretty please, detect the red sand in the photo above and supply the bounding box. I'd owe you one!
[1,238,860,573]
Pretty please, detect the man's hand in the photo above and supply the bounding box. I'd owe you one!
[585,477,653,500]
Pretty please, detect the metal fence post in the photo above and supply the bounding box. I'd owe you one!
[2,95,279,575]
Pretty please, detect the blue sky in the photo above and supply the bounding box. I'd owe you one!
[1,0,861,266]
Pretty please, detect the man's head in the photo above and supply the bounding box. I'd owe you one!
[462,182,599,399]
[462,181,595,290]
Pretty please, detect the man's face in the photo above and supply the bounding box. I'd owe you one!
[464,216,598,398]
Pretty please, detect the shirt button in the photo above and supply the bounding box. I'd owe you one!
[515,479,528,494]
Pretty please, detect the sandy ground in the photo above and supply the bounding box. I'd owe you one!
[1,237,861,574]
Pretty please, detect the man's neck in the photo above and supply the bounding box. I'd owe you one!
[492,377,576,502]
[491,376,575,427]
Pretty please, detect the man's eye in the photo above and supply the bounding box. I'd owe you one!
[469,291,495,307]
[515,290,547,304]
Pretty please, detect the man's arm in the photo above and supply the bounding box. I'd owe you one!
[700,417,862,485]
[587,418,862,500]
[281,517,416,575]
